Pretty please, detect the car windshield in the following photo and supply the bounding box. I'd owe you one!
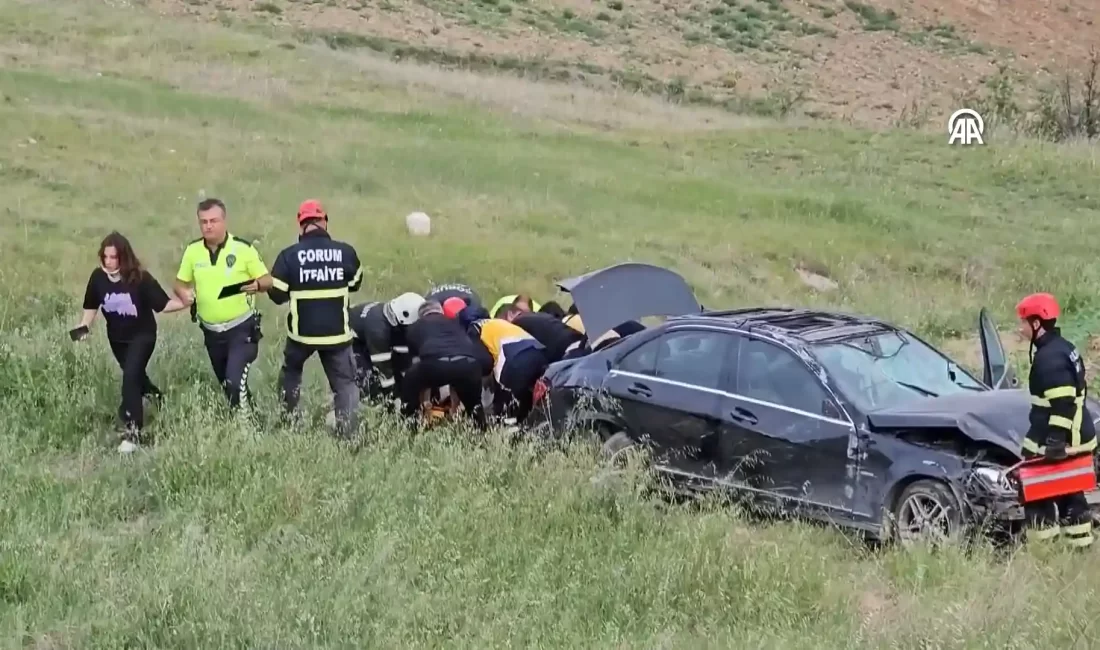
[812,330,985,412]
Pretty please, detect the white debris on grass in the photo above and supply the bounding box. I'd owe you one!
[405,211,431,236]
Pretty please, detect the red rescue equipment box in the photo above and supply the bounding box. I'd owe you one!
[1013,454,1098,504]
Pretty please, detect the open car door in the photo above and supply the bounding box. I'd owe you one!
[978,307,1018,389]
[556,263,702,343]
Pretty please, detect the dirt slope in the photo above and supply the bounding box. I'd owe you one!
[148,0,1096,126]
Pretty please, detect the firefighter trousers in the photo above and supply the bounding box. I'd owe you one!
[279,339,360,438]
[1025,490,1093,548]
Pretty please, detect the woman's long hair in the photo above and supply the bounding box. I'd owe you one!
[98,231,144,285]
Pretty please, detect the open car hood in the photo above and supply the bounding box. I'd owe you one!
[866,388,1100,458]
[556,263,701,342]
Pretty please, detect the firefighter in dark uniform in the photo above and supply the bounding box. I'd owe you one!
[1016,292,1097,549]
[268,200,364,438]
[348,292,425,403]
[174,197,272,411]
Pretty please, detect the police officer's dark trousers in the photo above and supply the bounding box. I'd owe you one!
[202,315,259,410]
[280,339,359,437]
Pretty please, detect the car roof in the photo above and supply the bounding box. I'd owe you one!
[666,306,899,344]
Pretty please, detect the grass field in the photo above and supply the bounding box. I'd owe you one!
[3,0,1100,647]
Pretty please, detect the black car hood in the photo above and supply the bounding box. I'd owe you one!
[866,388,1100,457]
[556,263,701,342]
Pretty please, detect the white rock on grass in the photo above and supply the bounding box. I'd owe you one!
[796,267,839,292]
[405,211,431,236]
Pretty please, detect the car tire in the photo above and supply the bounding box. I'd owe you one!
[601,431,636,464]
[888,479,966,549]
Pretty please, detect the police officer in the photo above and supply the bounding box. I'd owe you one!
[348,292,424,403]
[268,200,364,437]
[1016,292,1097,549]
[425,282,483,311]
[490,293,541,318]
[174,197,272,410]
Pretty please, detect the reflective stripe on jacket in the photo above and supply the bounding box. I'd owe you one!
[1024,328,1097,457]
[269,229,363,346]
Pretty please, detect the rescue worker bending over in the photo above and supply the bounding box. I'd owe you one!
[491,293,541,318]
[1016,292,1097,549]
[268,200,364,438]
[401,301,489,429]
[348,292,424,403]
[562,303,584,334]
[501,304,583,364]
[442,297,467,320]
[459,305,549,423]
[426,282,483,311]
[538,301,566,319]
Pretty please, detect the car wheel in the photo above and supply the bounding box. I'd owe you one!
[890,480,966,549]
[601,431,636,465]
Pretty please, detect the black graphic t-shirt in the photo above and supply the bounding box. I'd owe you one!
[82,268,170,342]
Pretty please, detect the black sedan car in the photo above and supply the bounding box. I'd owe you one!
[529,263,1100,546]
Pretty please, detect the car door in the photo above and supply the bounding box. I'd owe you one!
[978,307,1018,389]
[603,328,732,475]
[712,334,857,516]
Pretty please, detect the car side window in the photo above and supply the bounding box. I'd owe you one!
[618,330,729,390]
[617,337,660,375]
[735,337,831,416]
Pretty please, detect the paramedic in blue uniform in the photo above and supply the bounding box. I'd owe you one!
[268,200,364,438]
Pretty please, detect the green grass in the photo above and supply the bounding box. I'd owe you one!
[3,0,1100,646]
[844,0,900,31]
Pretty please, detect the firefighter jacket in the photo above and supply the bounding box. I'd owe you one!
[269,229,363,346]
[1024,327,1097,458]
[349,301,407,377]
[467,318,544,382]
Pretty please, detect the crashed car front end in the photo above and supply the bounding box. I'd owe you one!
[866,389,1100,530]
[962,462,1024,524]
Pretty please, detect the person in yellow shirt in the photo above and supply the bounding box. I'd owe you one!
[173,198,272,410]
[458,304,549,423]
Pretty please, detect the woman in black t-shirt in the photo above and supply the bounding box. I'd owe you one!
[73,232,188,450]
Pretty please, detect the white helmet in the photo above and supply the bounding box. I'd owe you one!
[385,292,425,326]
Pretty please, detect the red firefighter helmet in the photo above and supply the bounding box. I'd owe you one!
[1016,292,1060,321]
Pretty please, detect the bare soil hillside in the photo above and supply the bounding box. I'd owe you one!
[143,0,1098,125]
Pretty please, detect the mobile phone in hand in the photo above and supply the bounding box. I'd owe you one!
[69,325,89,341]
